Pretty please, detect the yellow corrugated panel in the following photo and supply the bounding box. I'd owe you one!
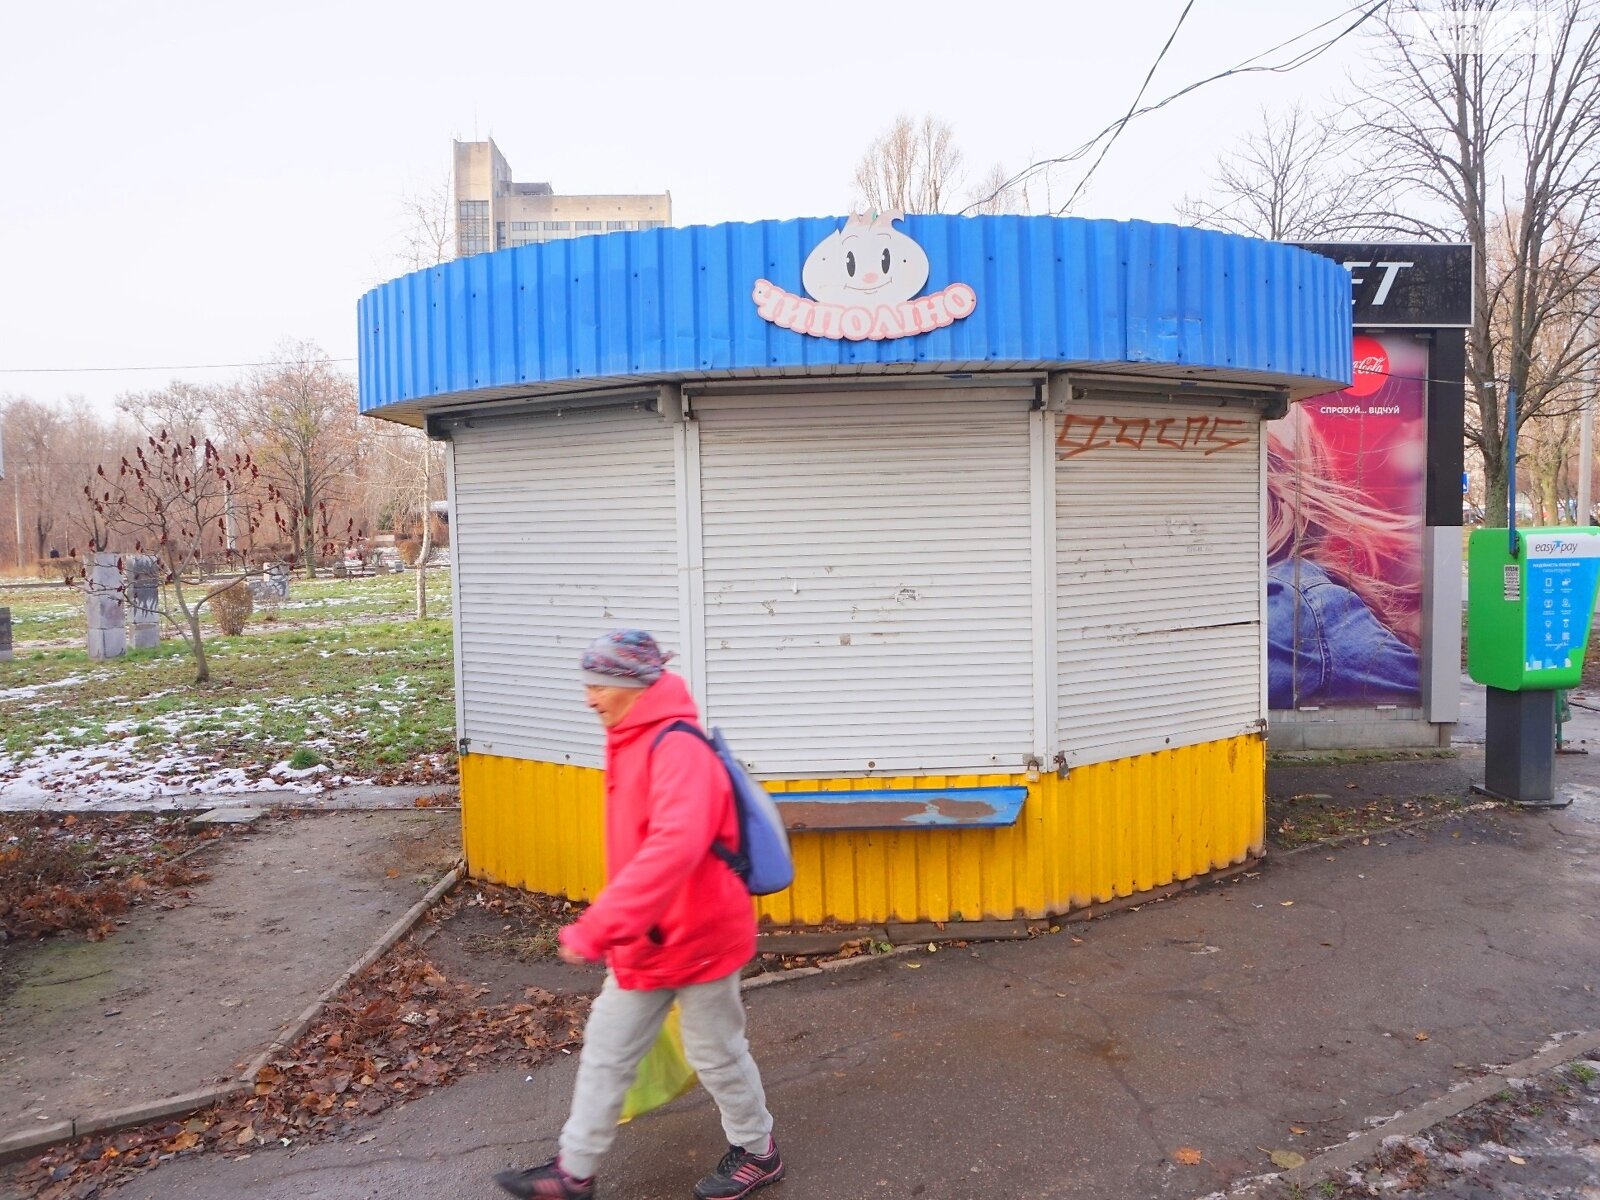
[461,754,607,900]
[459,734,1264,925]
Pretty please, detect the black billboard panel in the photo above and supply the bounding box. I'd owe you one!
[1293,242,1473,328]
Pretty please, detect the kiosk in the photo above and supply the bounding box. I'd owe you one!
[357,213,1352,926]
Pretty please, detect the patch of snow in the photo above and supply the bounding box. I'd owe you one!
[269,596,367,611]
[269,761,329,782]
[0,674,89,701]
[0,729,352,806]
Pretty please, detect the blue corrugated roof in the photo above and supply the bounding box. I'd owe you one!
[358,215,1351,417]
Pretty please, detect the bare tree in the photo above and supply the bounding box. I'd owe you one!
[117,381,216,446]
[964,162,1032,216]
[853,115,966,214]
[1519,406,1579,520]
[377,181,458,615]
[1,397,64,566]
[1,396,145,568]
[218,342,361,579]
[1357,0,1600,525]
[1177,103,1372,239]
[398,173,455,270]
[83,430,269,683]
[56,399,139,555]
[365,421,445,619]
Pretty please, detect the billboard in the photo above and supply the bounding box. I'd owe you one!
[1292,242,1473,328]
[1268,333,1428,709]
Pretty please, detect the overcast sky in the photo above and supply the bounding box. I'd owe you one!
[0,0,1368,415]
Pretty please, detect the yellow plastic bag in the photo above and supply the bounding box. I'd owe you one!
[618,1005,698,1124]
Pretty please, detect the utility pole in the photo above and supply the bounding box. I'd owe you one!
[1584,326,1599,525]
[0,426,19,569]
[1581,401,1594,525]
[11,470,22,570]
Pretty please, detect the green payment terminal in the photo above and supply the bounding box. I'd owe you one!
[1468,527,1600,803]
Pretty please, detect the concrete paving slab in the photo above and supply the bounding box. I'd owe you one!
[186,806,266,827]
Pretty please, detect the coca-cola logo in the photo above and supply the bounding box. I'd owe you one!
[1346,335,1391,398]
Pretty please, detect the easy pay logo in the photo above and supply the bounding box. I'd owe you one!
[1527,534,1600,561]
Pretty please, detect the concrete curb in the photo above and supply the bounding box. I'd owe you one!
[241,860,465,1082]
[0,1084,254,1168]
[1225,1030,1600,1197]
[0,860,466,1168]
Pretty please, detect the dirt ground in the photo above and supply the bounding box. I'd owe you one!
[0,809,459,1136]
[418,884,605,1006]
[1267,752,1479,850]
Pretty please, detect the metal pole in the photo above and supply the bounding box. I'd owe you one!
[1508,388,1519,557]
[1581,404,1594,526]
[1585,333,1599,525]
[11,470,22,570]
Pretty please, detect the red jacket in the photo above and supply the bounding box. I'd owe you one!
[558,673,756,990]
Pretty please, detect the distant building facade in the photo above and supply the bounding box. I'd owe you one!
[452,139,671,257]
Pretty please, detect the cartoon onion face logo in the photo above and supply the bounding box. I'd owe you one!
[753,211,977,342]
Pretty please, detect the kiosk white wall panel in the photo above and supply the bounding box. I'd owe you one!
[1056,395,1265,765]
[451,406,679,766]
[694,388,1036,776]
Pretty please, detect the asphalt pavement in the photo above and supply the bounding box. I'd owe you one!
[122,789,1600,1199]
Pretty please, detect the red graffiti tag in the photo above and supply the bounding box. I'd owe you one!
[1057,413,1250,459]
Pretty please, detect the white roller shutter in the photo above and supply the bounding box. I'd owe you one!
[1056,394,1264,765]
[695,388,1036,777]
[451,405,679,766]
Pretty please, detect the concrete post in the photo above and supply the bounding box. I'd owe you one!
[86,552,126,660]
[126,555,161,650]
[0,607,12,662]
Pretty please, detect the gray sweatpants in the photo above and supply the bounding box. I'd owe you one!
[559,969,774,1179]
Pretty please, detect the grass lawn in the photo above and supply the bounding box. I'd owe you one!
[0,572,457,799]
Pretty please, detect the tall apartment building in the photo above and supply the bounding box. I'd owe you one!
[452,139,671,257]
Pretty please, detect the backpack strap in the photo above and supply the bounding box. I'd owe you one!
[648,721,747,877]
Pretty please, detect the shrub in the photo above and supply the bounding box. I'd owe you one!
[37,557,80,581]
[210,580,253,636]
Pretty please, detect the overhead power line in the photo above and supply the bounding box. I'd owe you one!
[962,0,1390,216]
[0,357,356,376]
[1060,0,1199,216]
